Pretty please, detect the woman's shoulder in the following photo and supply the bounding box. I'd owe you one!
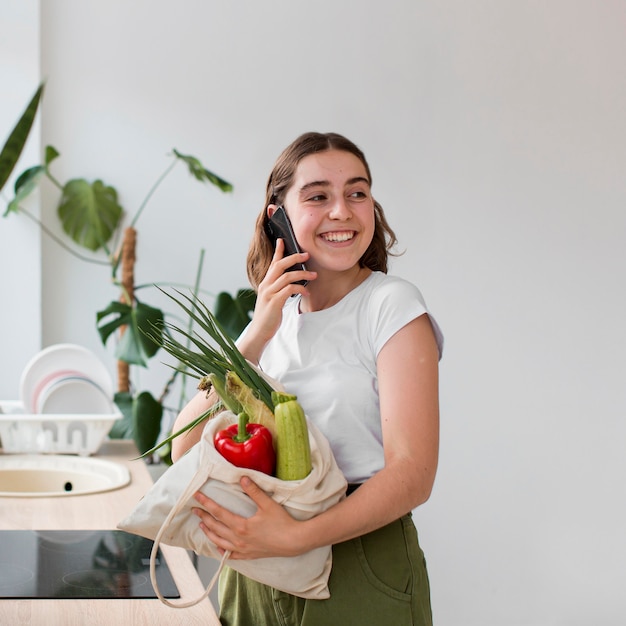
[364,272,444,358]
[363,271,428,305]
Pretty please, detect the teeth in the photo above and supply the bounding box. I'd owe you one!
[322,231,354,242]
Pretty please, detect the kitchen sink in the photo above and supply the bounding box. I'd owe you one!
[0,454,130,497]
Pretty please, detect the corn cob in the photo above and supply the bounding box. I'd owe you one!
[205,372,242,415]
[226,370,277,438]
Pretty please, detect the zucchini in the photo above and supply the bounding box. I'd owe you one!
[272,391,312,481]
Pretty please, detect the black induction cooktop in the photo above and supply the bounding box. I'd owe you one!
[0,530,180,599]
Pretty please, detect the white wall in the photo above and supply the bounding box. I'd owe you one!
[2,1,626,624]
[0,0,41,398]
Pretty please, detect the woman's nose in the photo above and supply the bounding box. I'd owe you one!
[328,198,351,219]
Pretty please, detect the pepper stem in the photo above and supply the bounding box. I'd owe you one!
[233,411,251,443]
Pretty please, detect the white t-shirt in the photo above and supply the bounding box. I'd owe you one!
[258,271,444,484]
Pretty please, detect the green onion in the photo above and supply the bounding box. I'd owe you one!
[138,288,276,458]
[158,288,275,409]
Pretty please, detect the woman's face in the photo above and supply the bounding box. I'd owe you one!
[276,149,375,275]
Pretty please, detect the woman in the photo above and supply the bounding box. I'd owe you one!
[171,132,443,625]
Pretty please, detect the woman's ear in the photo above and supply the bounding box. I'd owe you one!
[267,204,278,219]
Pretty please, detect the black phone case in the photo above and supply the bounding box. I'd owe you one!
[265,207,307,285]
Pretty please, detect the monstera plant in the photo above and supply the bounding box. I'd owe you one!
[0,83,256,461]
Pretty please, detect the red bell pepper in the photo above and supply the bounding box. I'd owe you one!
[214,412,276,476]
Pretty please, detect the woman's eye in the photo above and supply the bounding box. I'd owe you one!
[308,194,327,202]
[349,190,367,199]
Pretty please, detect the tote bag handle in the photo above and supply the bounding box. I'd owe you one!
[149,439,229,621]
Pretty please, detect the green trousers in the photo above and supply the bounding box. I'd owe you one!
[218,514,433,626]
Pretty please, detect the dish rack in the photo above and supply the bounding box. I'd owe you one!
[0,401,122,456]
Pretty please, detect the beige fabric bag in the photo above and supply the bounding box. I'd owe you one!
[118,410,347,611]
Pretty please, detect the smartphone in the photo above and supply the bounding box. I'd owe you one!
[265,206,308,285]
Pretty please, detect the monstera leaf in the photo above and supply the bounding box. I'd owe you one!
[109,390,165,459]
[214,288,257,339]
[58,178,123,251]
[96,298,163,366]
[109,391,134,439]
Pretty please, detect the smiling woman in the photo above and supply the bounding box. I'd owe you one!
[170,132,443,626]
[247,132,399,292]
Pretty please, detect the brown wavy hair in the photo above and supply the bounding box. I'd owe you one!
[246,132,398,289]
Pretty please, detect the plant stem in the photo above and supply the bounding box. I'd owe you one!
[45,169,64,191]
[18,207,110,266]
[178,249,205,409]
[117,226,137,393]
[158,368,179,405]
[130,156,178,228]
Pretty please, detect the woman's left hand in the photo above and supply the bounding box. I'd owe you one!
[192,476,304,559]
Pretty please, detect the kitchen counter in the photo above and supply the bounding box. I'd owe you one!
[0,440,215,625]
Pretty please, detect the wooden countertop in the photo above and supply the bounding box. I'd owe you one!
[0,441,216,625]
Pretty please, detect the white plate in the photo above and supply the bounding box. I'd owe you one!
[31,368,85,414]
[37,376,114,415]
[19,344,114,414]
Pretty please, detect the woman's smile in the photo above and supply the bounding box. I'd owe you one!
[319,230,357,243]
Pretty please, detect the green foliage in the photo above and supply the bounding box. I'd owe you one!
[132,391,163,455]
[58,179,123,251]
[0,83,44,194]
[1,83,253,462]
[173,149,233,192]
[4,165,45,216]
[160,289,272,408]
[5,146,61,215]
[96,299,164,366]
[109,390,164,458]
[108,392,134,438]
[214,288,257,339]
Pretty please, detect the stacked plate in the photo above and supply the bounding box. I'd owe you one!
[20,344,116,415]
[0,344,121,455]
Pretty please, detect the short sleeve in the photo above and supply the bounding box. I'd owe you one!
[368,276,444,359]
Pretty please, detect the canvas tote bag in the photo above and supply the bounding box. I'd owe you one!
[118,410,347,612]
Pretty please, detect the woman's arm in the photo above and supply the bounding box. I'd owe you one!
[170,389,217,462]
[299,312,440,545]
[192,313,440,558]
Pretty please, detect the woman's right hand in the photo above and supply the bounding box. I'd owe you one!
[238,239,315,364]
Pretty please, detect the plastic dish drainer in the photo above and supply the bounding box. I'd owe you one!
[0,401,121,456]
